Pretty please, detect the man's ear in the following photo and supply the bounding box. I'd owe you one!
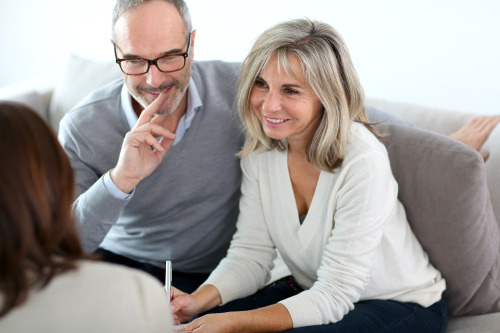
[110,39,117,56]
[189,29,196,60]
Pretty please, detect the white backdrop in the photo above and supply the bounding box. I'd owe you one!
[0,0,499,114]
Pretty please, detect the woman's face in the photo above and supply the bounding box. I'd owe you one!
[250,55,324,143]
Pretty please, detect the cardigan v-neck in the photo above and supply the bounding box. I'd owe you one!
[277,148,331,247]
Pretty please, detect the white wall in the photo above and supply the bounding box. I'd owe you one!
[0,0,499,114]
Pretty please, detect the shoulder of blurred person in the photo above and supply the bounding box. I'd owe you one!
[0,260,173,333]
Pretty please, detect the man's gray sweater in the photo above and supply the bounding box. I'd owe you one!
[59,61,244,273]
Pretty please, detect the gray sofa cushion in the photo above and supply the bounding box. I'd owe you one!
[377,123,500,316]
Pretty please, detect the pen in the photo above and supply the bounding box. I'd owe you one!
[165,260,172,303]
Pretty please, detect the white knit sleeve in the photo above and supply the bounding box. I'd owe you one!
[203,155,277,304]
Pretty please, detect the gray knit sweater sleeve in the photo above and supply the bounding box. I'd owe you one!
[58,80,130,252]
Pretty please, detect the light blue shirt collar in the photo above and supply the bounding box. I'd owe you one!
[120,78,202,145]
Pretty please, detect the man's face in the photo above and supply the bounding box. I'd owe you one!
[113,1,194,116]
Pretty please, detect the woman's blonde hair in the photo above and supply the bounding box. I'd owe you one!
[237,18,377,172]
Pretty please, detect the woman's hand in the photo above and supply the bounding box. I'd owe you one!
[175,303,293,333]
[170,286,199,324]
[171,284,224,325]
[176,313,239,333]
[450,115,500,161]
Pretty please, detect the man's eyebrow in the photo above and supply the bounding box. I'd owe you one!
[119,48,185,59]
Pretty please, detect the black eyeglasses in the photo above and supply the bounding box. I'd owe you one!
[114,34,191,75]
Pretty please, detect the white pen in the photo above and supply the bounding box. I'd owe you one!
[165,260,172,303]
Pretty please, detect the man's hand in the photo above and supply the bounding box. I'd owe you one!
[110,92,176,193]
[450,115,500,161]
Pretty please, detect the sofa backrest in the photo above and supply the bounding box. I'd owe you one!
[378,123,500,316]
[48,53,122,133]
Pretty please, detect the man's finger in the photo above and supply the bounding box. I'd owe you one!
[127,132,166,152]
[131,122,176,141]
[135,92,169,128]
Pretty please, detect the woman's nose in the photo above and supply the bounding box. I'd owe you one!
[262,91,281,113]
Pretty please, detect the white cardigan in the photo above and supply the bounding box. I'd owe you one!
[204,123,446,327]
[0,261,173,333]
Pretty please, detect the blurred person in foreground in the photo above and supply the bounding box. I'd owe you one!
[0,101,173,333]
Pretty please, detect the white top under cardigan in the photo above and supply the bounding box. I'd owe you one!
[204,123,446,328]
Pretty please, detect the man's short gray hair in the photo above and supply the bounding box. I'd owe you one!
[111,0,192,40]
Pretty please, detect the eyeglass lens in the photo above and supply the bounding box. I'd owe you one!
[120,55,186,75]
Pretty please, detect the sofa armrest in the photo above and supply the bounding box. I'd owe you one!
[447,312,500,333]
[365,97,475,135]
[483,126,500,226]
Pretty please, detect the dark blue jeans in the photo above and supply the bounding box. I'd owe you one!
[94,248,209,294]
[206,276,448,333]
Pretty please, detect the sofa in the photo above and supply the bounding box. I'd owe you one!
[1,53,499,332]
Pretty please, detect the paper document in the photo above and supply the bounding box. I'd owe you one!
[173,324,192,332]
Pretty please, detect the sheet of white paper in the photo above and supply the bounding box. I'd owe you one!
[173,324,192,332]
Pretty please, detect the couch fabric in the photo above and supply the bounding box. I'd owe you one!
[48,54,122,132]
[378,124,500,316]
[367,98,500,229]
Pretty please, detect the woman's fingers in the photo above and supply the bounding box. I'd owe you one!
[450,115,500,151]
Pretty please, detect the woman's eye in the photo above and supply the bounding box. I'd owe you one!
[284,88,299,95]
[254,79,267,88]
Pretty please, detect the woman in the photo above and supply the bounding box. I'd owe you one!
[0,101,173,333]
[171,19,447,332]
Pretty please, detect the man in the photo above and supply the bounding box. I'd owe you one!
[59,0,243,293]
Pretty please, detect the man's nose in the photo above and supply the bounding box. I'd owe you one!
[145,64,165,88]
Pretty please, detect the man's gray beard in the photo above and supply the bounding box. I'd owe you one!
[136,83,188,117]
[153,104,176,116]
[155,86,187,116]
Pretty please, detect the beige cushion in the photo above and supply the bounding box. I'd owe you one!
[366,97,473,136]
[48,53,121,132]
[0,91,47,120]
[447,312,500,333]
